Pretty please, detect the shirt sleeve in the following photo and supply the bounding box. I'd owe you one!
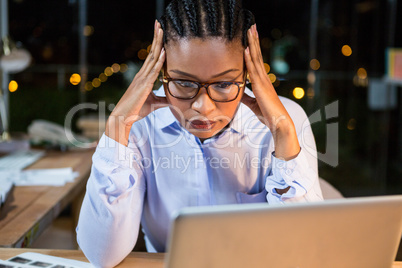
[265,149,323,204]
[264,96,324,204]
[76,133,146,268]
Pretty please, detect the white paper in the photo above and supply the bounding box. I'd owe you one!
[0,168,79,187]
[16,168,79,186]
[3,252,94,268]
[0,175,14,204]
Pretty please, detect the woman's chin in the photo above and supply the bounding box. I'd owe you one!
[188,127,224,141]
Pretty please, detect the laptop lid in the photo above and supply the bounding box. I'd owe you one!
[165,195,402,268]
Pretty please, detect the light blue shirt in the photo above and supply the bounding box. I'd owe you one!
[76,87,323,268]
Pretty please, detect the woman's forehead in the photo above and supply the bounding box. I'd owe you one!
[166,38,243,62]
[165,38,244,77]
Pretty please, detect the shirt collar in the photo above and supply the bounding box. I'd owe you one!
[152,107,180,130]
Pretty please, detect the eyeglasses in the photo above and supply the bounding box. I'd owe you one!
[160,72,247,102]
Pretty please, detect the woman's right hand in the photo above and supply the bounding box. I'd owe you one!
[105,20,167,146]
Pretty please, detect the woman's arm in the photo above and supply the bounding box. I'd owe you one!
[106,20,167,147]
[243,24,300,161]
[242,24,323,201]
[265,97,323,203]
[77,21,166,267]
[76,135,146,268]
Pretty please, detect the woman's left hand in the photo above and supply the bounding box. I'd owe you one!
[241,24,300,161]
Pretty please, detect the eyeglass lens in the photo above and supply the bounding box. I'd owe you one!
[168,81,239,101]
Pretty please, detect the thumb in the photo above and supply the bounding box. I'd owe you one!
[149,92,169,110]
[241,92,262,117]
[241,92,255,107]
[154,95,169,106]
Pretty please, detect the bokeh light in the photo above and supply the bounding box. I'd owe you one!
[347,118,356,130]
[111,63,120,73]
[261,38,272,49]
[357,68,367,79]
[264,63,271,73]
[342,45,352,56]
[293,87,305,99]
[104,67,113,76]
[99,73,108,82]
[92,78,101,88]
[268,73,277,83]
[307,88,315,98]
[85,81,93,91]
[310,59,320,70]
[120,63,128,73]
[70,73,81,85]
[9,80,18,92]
[138,49,148,60]
[83,25,94,37]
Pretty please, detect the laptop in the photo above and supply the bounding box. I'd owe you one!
[165,195,402,268]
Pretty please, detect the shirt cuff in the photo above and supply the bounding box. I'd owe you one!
[266,148,316,201]
[95,133,137,168]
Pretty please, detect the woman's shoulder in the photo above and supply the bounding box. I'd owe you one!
[278,96,308,120]
[244,88,308,121]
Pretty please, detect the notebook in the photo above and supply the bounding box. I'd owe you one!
[165,195,402,268]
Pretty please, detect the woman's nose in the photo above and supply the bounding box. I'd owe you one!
[191,87,216,115]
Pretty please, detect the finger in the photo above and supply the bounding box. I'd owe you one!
[137,22,158,76]
[252,25,265,72]
[247,26,267,78]
[244,46,260,85]
[253,25,265,68]
[143,22,163,68]
[155,95,169,106]
[241,91,255,104]
[250,24,266,75]
[145,47,166,84]
[150,92,169,107]
[247,27,264,78]
[240,90,260,116]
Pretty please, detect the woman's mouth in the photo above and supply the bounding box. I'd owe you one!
[189,120,216,130]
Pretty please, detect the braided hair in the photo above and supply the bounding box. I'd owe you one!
[159,0,255,47]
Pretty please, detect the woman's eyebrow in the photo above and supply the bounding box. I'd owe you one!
[170,69,241,80]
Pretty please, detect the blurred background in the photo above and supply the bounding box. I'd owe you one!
[1,0,401,198]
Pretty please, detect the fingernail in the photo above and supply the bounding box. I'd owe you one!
[245,47,250,54]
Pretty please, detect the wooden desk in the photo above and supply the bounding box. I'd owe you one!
[0,248,401,268]
[0,149,95,248]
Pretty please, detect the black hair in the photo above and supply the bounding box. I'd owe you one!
[159,0,255,47]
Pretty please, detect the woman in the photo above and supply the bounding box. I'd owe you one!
[77,0,323,267]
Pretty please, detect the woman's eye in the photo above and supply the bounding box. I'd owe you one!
[175,81,198,88]
[214,82,232,89]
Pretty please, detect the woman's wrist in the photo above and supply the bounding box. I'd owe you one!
[105,114,134,147]
[272,119,300,161]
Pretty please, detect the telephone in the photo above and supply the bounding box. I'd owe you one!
[28,120,97,149]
